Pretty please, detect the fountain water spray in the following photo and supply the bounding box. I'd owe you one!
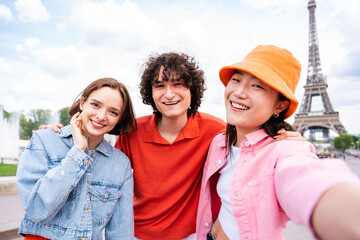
[0,105,20,163]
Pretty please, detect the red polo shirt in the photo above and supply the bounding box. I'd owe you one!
[115,112,225,239]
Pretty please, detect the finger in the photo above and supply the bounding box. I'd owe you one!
[38,125,47,129]
[49,125,61,133]
[277,128,285,133]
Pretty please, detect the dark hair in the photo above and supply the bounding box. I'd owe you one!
[139,52,206,117]
[225,93,295,149]
[69,78,137,135]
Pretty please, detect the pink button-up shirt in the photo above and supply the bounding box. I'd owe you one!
[196,129,359,240]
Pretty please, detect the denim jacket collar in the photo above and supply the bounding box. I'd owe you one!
[60,125,111,157]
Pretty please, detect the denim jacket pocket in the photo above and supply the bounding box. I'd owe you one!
[88,182,122,226]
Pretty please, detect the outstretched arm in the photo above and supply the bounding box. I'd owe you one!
[311,183,360,240]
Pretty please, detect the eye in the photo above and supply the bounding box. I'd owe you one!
[252,84,265,90]
[154,84,164,88]
[91,102,100,108]
[231,77,240,83]
[110,111,119,117]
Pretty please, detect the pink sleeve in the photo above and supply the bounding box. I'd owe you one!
[274,141,360,233]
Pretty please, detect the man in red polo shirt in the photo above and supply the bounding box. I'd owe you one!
[115,52,225,239]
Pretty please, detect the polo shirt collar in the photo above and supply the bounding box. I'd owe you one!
[217,128,269,148]
[143,114,200,144]
[245,129,268,145]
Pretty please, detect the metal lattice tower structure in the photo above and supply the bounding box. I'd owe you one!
[293,0,347,139]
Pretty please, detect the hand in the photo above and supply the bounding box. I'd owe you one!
[274,128,305,142]
[70,112,88,152]
[38,124,64,133]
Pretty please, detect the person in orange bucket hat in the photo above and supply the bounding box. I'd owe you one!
[196,45,360,240]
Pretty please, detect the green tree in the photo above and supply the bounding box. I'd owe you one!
[2,108,11,119]
[20,109,51,139]
[333,134,353,153]
[59,107,70,126]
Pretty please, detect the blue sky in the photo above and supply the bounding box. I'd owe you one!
[0,0,359,134]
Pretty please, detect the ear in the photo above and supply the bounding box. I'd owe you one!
[79,97,85,111]
[275,100,290,115]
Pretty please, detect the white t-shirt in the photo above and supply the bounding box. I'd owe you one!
[217,144,241,240]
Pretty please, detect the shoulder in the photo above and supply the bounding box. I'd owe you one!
[194,112,226,132]
[195,112,225,126]
[271,140,316,155]
[136,114,153,124]
[111,147,131,165]
[32,127,62,144]
[207,133,226,150]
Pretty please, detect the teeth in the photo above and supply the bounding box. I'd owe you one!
[164,101,179,105]
[231,102,249,110]
[92,121,104,127]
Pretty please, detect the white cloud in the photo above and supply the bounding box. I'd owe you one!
[25,37,40,49]
[0,4,13,21]
[15,0,50,23]
[71,0,161,49]
[33,45,84,77]
[15,44,25,53]
[240,0,304,9]
[56,23,68,32]
[14,38,39,55]
[0,57,11,74]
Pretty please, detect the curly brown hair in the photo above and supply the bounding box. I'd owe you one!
[139,52,206,117]
[69,78,137,135]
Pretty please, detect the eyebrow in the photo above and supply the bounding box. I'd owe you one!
[89,98,121,112]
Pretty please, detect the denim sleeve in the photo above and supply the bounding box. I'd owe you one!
[16,132,91,224]
[105,161,134,239]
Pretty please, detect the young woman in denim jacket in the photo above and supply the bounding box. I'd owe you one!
[16,78,137,240]
[196,45,360,240]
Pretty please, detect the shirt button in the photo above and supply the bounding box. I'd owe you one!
[243,159,247,163]
[92,153,96,158]
[86,161,90,166]
[234,193,239,198]
[245,141,250,146]
[104,191,109,199]
[205,222,209,227]
[248,182,252,186]
[217,160,222,165]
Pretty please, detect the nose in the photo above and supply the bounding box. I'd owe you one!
[233,83,248,98]
[164,85,175,99]
[96,109,107,121]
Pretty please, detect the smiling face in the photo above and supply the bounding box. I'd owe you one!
[80,87,123,143]
[225,71,289,136]
[152,66,191,120]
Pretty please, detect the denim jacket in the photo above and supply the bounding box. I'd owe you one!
[16,126,134,240]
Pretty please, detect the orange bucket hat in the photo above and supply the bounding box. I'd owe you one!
[219,45,301,119]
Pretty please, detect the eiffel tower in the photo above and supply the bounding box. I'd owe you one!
[293,0,347,139]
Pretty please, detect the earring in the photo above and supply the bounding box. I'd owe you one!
[273,113,279,118]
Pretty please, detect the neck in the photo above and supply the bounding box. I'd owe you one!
[83,129,103,151]
[88,138,102,151]
[157,114,188,143]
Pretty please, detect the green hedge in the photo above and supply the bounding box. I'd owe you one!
[0,163,18,176]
